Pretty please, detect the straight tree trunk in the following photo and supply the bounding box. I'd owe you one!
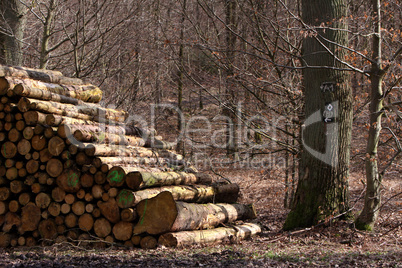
[284,0,352,229]
[355,0,385,231]
[0,0,27,65]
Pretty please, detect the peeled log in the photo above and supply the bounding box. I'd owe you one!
[159,223,261,248]
[116,184,239,209]
[134,191,256,235]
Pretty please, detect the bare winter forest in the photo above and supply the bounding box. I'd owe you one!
[0,0,401,267]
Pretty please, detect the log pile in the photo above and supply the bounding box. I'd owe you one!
[0,65,260,249]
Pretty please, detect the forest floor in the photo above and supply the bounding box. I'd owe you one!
[0,169,400,267]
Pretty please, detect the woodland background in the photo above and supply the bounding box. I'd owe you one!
[0,0,401,266]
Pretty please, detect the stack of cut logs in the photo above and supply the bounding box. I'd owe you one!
[0,65,260,249]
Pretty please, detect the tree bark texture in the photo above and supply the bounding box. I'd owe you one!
[284,0,352,230]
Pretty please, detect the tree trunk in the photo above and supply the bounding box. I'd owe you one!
[159,223,261,247]
[355,0,385,231]
[0,0,27,65]
[284,0,352,230]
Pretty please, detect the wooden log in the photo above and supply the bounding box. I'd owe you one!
[133,192,256,235]
[0,232,12,248]
[98,198,120,223]
[130,171,212,190]
[23,110,47,126]
[38,219,58,240]
[3,212,21,232]
[10,77,101,102]
[40,148,53,162]
[23,126,34,140]
[91,185,104,199]
[0,187,10,201]
[10,180,25,194]
[159,223,261,247]
[51,187,66,203]
[46,158,64,177]
[78,213,94,232]
[120,208,137,222]
[60,204,71,214]
[116,184,239,209]
[72,201,85,216]
[19,202,41,233]
[26,159,39,174]
[48,202,61,217]
[17,139,31,155]
[5,167,18,180]
[8,200,20,213]
[48,136,65,156]
[112,221,133,241]
[35,193,51,209]
[18,193,31,206]
[140,236,158,249]
[1,141,17,158]
[56,168,81,192]
[65,213,77,228]
[106,166,126,187]
[0,201,7,215]
[18,97,127,122]
[93,218,112,238]
[8,128,21,142]
[31,135,47,151]
[0,66,84,86]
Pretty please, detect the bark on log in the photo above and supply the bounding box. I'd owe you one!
[23,111,47,126]
[159,223,261,247]
[117,183,239,209]
[9,77,101,102]
[134,191,256,235]
[132,171,212,190]
[18,97,128,122]
[0,66,84,86]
